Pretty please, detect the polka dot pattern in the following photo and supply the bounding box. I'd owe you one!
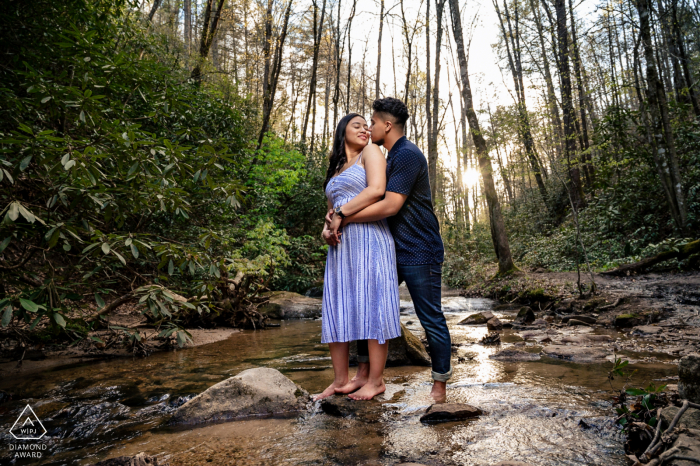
[385,136,445,265]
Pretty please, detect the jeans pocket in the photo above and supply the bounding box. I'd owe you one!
[429,264,442,277]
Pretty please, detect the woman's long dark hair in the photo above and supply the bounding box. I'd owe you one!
[323,113,364,190]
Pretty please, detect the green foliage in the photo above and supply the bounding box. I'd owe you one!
[0,0,326,344]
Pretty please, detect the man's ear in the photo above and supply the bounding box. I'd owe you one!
[385,120,393,134]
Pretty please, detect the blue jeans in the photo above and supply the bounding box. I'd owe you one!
[357,263,453,382]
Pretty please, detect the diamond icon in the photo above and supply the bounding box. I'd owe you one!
[9,405,47,440]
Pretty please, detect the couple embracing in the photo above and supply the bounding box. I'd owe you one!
[315,98,452,403]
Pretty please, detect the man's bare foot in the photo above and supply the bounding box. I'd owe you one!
[348,380,385,400]
[335,374,368,394]
[313,380,347,401]
[430,381,447,403]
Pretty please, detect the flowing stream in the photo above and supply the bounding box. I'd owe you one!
[0,296,677,465]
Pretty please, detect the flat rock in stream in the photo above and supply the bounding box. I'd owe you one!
[561,315,597,324]
[259,291,322,319]
[90,453,159,466]
[567,319,591,327]
[668,428,700,466]
[458,311,494,325]
[350,323,431,367]
[320,395,384,423]
[419,403,483,423]
[489,348,541,362]
[541,345,608,362]
[170,368,308,425]
[631,325,663,335]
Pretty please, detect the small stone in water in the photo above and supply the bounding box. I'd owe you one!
[420,403,483,423]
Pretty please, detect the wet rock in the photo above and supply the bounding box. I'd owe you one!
[541,345,608,363]
[259,291,322,319]
[668,428,700,466]
[568,319,591,327]
[583,298,607,311]
[489,348,541,362]
[90,453,158,466]
[661,405,700,430]
[487,317,503,331]
[679,354,700,403]
[530,318,549,328]
[480,333,501,345]
[561,315,597,324]
[515,307,535,324]
[587,334,613,343]
[458,311,494,325]
[631,325,663,335]
[170,368,309,425]
[350,323,431,367]
[420,403,483,423]
[304,286,323,298]
[320,395,383,423]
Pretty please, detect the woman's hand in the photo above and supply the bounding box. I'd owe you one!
[329,213,343,243]
[322,228,338,246]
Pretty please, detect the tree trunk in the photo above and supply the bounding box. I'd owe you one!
[671,0,700,116]
[429,0,446,202]
[425,0,432,176]
[191,0,227,84]
[636,0,687,230]
[530,0,563,159]
[494,0,548,204]
[301,0,328,144]
[332,0,343,135]
[375,0,385,100]
[148,0,164,21]
[400,0,416,103]
[184,0,191,50]
[568,0,593,185]
[554,0,585,209]
[601,240,700,275]
[258,0,293,147]
[449,0,516,275]
[345,0,358,114]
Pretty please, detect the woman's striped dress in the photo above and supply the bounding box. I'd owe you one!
[321,154,401,345]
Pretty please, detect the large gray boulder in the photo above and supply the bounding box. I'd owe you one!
[679,354,700,403]
[661,405,700,430]
[350,323,431,367]
[259,291,322,319]
[170,368,309,425]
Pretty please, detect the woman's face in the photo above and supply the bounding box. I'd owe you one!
[344,116,369,148]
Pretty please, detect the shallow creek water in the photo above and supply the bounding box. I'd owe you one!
[0,297,678,466]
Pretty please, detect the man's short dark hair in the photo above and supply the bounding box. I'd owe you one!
[372,97,409,129]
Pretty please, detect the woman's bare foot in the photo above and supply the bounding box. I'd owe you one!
[313,380,348,401]
[348,380,385,400]
[335,374,368,394]
[430,381,447,403]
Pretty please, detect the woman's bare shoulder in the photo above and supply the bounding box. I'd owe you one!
[362,143,385,160]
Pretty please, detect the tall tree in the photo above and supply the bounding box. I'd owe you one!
[553,0,585,208]
[345,0,358,114]
[184,0,192,50]
[428,0,447,201]
[636,0,687,229]
[493,0,548,204]
[301,0,328,144]
[191,0,227,84]
[449,0,516,275]
[375,0,385,99]
[258,0,294,147]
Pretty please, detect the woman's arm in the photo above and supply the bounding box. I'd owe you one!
[335,144,386,216]
[328,145,386,238]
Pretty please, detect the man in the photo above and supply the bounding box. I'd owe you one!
[327,97,452,401]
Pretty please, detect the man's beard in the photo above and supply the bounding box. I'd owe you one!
[372,137,385,147]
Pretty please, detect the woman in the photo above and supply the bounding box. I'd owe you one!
[314,113,401,402]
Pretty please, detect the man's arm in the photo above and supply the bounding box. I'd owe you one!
[342,191,407,225]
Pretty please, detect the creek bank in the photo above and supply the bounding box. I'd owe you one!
[170,368,309,425]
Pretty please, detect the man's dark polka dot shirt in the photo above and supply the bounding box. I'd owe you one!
[385,136,445,265]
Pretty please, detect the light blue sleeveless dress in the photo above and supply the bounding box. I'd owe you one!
[321,153,401,344]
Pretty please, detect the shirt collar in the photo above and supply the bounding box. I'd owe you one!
[387,136,407,159]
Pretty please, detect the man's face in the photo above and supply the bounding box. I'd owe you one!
[369,111,388,147]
